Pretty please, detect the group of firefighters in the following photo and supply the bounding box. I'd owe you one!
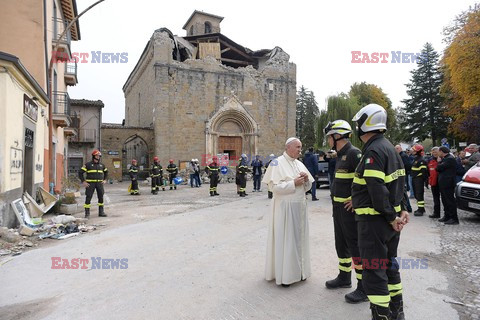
[78,103,408,319]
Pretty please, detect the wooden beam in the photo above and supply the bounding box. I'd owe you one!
[220,58,251,66]
[221,47,231,54]
[219,39,254,61]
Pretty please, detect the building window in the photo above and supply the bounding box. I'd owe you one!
[189,25,193,36]
[204,22,212,34]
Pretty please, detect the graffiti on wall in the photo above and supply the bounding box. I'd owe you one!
[10,148,23,174]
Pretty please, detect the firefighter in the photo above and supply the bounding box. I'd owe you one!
[206,156,220,196]
[129,159,140,195]
[323,120,367,304]
[167,159,178,190]
[79,150,108,218]
[238,154,250,197]
[151,156,163,194]
[411,144,428,216]
[351,104,409,320]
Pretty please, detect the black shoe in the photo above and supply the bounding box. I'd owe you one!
[240,191,245,197]
[281,284,290,287]
[268,191,273,199]
[390,294,405,320]
[214,192,219,196]
[312,197,319,201]
[345,281,368,303]
[407,207,412,213]
[444,219,459,225]
[210,191,214,196]
[428,214,440,218]
[438,217,447,222]
[98,207,107,217]
[170,187,173,190]
[325,273,352,289]
[84,208,90,219]
[371,303,392,320]
[413,210,424,216]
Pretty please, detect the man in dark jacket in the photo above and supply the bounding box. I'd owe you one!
[251,155,264,192]
[437,147,459,225]
[304,147,319,201]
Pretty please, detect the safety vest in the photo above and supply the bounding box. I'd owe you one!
[206,163,219,176]
[167,164,177,175]
[151,163,163,177]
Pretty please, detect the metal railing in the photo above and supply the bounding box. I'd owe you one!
[52,18,72,47]
[52,91,71,116]
[66,62,77,76]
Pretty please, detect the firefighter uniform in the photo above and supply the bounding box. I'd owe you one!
[327,142,367,300]
[352,134,406,319]
[79,158,108,218]
[206,160,219,196]
[411,154,428,215]
[167,162,178,190]
[151,161,163,194]
[237,157,250,197]
[129,162,140,195]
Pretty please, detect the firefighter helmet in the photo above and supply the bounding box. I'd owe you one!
[132,159,137,164]
[352,104,387,136]
[169,159,173,163]
[411,144,424,153]
[324,120,352,137]
[92,150,101,157]
[153,156,159,162]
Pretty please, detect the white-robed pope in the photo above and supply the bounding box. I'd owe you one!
[263,137,315,286]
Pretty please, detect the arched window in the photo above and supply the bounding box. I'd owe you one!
[189,25,193,36]
[204,21,212,34]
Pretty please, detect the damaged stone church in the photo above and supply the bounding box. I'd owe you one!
[122,10,296,166]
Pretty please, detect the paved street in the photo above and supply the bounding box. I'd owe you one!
[0,182,478,320]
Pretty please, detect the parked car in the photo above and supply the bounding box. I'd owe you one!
[317,160,330,188]
[455,162,480,216]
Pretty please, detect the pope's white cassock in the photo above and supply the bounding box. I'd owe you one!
[262,151,315,285]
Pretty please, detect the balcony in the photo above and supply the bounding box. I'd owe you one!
[52,18,72,57]
[69,129,97,144]
[64,62,78,86]
[52,91,71,127]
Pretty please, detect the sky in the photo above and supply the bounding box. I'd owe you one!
[68,0,478,123]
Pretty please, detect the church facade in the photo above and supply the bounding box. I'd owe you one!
[122,11,296,166]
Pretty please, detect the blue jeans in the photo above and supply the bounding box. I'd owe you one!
[253,175,261,190]
[190,174,199,187]
[194,172,201,186]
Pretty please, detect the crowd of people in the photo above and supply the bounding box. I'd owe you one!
[395,142,480,225]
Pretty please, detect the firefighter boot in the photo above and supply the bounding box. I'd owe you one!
[268,191,273,199]
[345,280,368,303]
[371,303,392,320]
[325,271,352,289]
[99,206,107,217]
[390,294,405,320]
[240,191,245,197]
[210,191,215,197]
[84,208,90,219]
[214,191,220,196]
[413,209,424,216]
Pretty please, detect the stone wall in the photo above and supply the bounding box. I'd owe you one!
[101,124,154,181]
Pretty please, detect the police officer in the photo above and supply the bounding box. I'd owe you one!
[151,156,163,194]
[166,159,178,190]
[411,144,428,216]
[351,104,409,320]
[324,120,367,304]
[206,156,220,196]
[129,159,140,195]
[79,150,108,218]
[238,154,250,197]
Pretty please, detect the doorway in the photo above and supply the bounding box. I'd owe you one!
[218,136,242,163]
[23,128,34,196]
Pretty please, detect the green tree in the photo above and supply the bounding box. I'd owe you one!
[296,86,319,150]
[349,82,396,140]
[401,43,449,146]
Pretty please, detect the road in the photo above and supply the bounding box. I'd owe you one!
[0,182,472,319]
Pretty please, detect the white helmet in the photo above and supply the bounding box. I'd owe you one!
[324,120,352,137]
[352,104,387,136]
